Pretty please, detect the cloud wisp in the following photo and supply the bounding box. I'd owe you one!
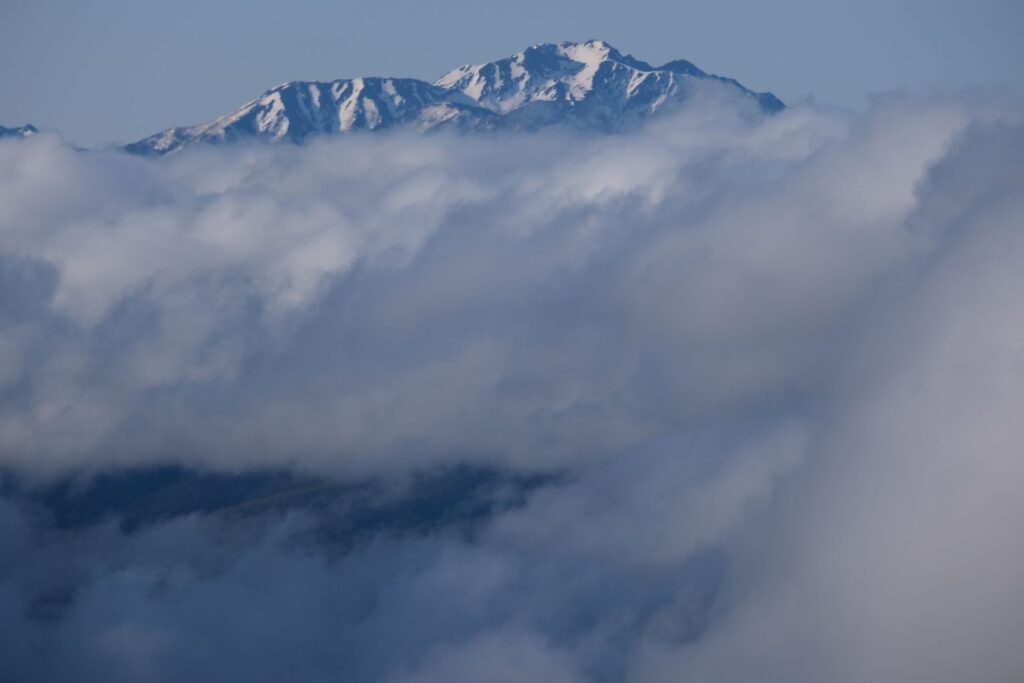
[1,88,1023,682]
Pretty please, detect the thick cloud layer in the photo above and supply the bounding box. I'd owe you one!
[1,89,1023,682]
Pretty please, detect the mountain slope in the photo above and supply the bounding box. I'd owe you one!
[126,78,496,155]
[127,40,783,155]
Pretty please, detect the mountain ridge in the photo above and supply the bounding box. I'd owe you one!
[119,40,782,155]
[0,124,38,140]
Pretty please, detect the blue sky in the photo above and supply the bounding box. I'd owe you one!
[1,0,1022,146]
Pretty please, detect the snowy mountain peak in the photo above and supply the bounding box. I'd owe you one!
[434,39,781,129]
[127,41,783,155]
[434,40,648,112]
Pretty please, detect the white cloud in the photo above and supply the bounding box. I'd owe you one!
[1,88,1023,682]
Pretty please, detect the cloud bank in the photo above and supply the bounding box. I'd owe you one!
[1,88,1023,682]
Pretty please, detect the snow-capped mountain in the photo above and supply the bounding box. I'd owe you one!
[436,40,783,129]
[125,79,496,155]
[0,124,38,140]
[127,40,783,155]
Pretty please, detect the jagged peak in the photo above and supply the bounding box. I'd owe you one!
[438,40,690,83]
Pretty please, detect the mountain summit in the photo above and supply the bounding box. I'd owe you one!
[127,40,783,155]
[435,40,782,126]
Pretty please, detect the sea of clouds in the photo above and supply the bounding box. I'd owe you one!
[1,87,1023,682]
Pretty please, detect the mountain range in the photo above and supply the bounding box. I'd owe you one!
[0,124,37,140]
[5,41,783,155]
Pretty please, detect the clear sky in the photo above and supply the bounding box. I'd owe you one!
[1,0,1021,146]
